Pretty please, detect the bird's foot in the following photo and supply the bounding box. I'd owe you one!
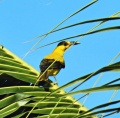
[38,80,51,87]
[38,80,50,91]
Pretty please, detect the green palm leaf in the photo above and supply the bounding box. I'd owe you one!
[36,17,120,37]
[62,84,120,97]
[48,61,120,96]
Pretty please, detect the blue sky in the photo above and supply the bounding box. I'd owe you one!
[0,0,120,117]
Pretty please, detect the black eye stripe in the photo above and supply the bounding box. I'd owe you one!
[57,41,68,46]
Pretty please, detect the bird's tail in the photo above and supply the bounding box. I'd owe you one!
[38,72,49,86]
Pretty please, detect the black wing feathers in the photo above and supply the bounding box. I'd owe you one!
[40,59,65,72]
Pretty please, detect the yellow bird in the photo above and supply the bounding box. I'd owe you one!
[38,40,80,86]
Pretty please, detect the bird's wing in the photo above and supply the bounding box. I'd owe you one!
[40,59,65,72]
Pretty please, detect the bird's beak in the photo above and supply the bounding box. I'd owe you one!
[70,41,80,45]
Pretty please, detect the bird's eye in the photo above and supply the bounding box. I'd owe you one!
[64,42,68,46]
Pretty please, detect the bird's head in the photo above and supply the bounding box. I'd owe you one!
[57,40,80,51]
